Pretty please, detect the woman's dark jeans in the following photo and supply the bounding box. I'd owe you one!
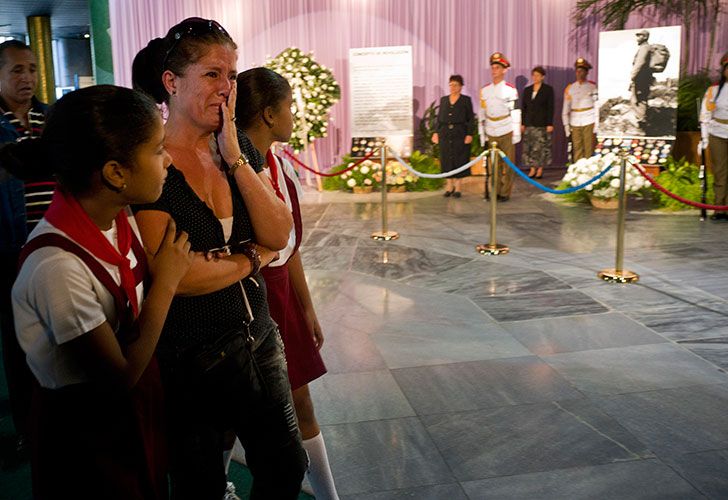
[163,328,307,499]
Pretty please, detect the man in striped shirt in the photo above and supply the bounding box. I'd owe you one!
[0,39,51,463]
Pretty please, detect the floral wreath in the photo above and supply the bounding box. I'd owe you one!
[265,47,341,152]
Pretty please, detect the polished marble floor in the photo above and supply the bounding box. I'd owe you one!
[298,175,728,499]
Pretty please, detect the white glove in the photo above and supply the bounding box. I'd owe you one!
[698,138,708,155]
[564,125,571,137]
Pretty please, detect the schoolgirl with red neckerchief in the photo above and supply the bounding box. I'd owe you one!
[4,85,193,499]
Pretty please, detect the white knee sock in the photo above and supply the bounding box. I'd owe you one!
[223,448,233,475]
[302,432,339,500]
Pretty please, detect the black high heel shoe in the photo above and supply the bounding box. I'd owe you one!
[535,168,544,179]
[444,190,453,197]
[527,169,536,178]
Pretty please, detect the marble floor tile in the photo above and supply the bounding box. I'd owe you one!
[302,228,362,248]
[664,449,728,499]
[460,460,703,500]
[403,261,572,298]
[683,339,728,370]
[370,318,532,369]
[322,418,454,496]
[350,245,471,281]
[422,398,651,481]
[543,343,728,395]
[340,483,468,500]
[300,244,356,271]
[593,383,728,458]
[308,370,415,425]
[502,312,667,355]
[392,356,583,415]
[316,321,388,374]
[473,289,608,322]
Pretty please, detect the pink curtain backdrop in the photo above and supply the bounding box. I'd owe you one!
[109,0,728,169]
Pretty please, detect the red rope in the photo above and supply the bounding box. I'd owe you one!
[282,148,379,177]
[632,162,728,211]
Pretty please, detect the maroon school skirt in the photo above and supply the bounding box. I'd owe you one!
[261,264,326,390]
[29,356,167,500]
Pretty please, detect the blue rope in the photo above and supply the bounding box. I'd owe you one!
[498,152,614,195]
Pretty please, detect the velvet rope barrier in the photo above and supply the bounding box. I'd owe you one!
[498,152,614,195]
[631,161,728,211]
[387,149,486,179]
[282,148,379,177]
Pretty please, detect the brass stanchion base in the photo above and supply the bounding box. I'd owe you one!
[597,268,639,283]
[371,231,399,241]
[476,243,509,255]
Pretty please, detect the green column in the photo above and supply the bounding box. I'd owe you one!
[88,0,114,84]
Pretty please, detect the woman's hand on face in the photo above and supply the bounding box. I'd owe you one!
[464,135,473,145]
[431,133,439,144]
[149,218,194,291]
[217,80,243,167]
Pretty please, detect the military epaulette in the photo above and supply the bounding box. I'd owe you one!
[588,80,597,85]
[505,82,516,88]
[564,83,572,93]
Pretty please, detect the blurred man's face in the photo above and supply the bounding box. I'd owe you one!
[636,33,648,44]
[490,64,506,81]
[575,68,588,81]
[0,47,38,106]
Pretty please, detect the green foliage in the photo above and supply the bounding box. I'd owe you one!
[677,72,712,131]
[555,180,591,203]
[321,155,356,191]
[406,151,445,191]
[654,156,713,210]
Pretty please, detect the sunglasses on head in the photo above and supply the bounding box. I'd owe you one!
[162,17,231,70]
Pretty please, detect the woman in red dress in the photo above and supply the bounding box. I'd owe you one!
[235,67,338,499]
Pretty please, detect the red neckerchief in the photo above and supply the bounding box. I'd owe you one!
[44,188,140,318]
[265,149,286,202]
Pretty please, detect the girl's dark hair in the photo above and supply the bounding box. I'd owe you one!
[532,66,546,76]
[0,85,160,194]
[449,74,464,86]
[235,67,292,130]
[132,17,237,104]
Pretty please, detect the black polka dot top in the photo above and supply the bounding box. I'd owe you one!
[134,162,276,358]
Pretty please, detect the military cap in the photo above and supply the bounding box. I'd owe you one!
[489,52,510,68]
[575,58,592,70]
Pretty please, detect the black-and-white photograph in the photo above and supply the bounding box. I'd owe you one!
[598,26,681,138]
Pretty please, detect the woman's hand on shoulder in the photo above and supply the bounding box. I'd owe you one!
[217,80,243,167]
[149,218,194,293]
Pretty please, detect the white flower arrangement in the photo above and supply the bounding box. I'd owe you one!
[265,47,341,152]
[560,153,648,200]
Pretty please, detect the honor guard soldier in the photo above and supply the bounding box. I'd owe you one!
[479,52,520,201]
[700,51,728,220]
[562,57,598,161]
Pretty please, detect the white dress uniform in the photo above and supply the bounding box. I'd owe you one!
[701,82,728,141]
[562,80,598,135]
[479,81,521,143]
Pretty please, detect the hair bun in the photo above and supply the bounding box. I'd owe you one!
[132,37,169,104]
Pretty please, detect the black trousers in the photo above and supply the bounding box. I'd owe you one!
[163,329,307,500]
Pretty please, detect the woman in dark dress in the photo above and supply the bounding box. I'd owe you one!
[432,75,474,198]
[132,18,307,499]
[521,66,554,178]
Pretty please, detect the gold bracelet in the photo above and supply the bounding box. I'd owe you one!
[228,153,249,176]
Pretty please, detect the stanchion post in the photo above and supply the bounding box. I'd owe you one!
[371,145,399,241]
[598,154,639,283]
[476,142,509,255]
